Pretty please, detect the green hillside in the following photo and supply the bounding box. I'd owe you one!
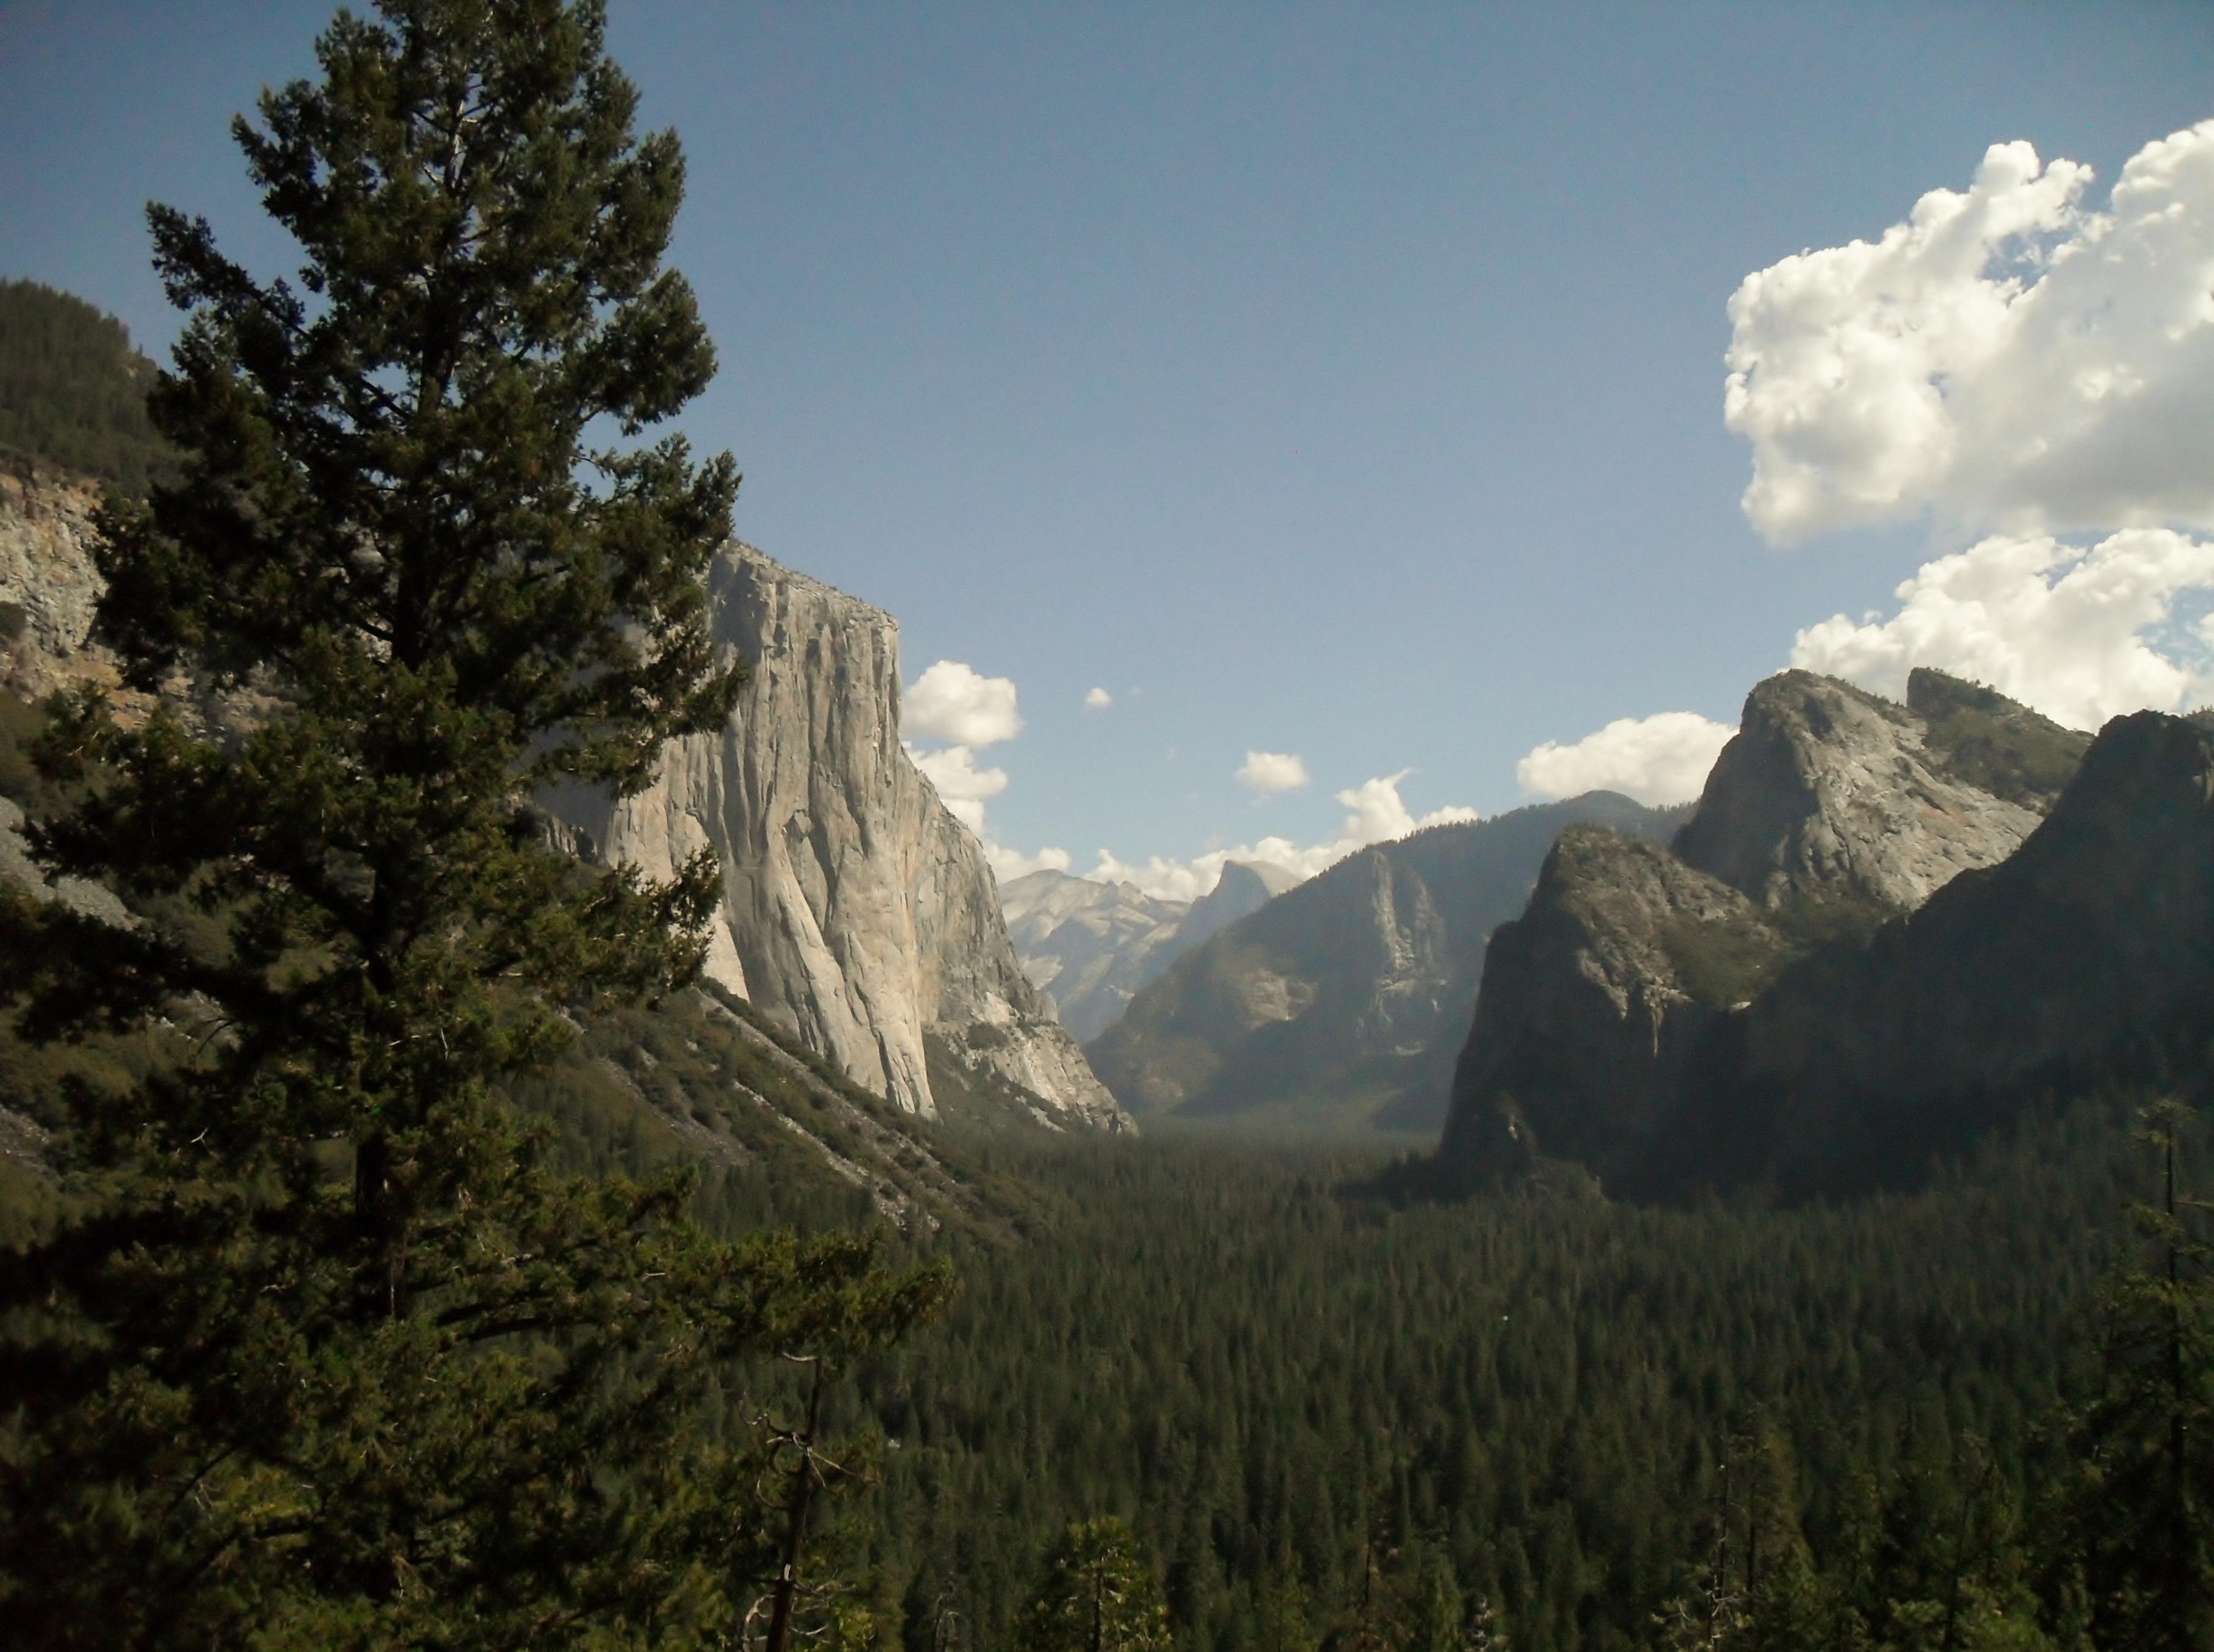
[0,278,175,494]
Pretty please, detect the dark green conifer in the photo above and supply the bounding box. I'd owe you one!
[0,2,945,1645]
[2052,1099,2214,1651]
[1018,1518,1174,1652]
[0,280,175,495]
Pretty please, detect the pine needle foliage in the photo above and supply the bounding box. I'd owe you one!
[2049,1099,2214,1651]
[1018,1518,1174,1652]
[0,2,948,1645]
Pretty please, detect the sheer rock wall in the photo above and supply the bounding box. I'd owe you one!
[550,544,1127,1130]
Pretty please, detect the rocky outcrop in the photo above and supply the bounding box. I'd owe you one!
[1086,793,1685,1136]
[548,543,1127,1131]
[0,464,116,702]
[1435,827,1783,1188]
[0,795,129,926]
[0,463,264,733]
[1664,711,2214,1196]
[1001,859,1300,1043]
[1672,670,2047,910]
[1433,668,2121,1200]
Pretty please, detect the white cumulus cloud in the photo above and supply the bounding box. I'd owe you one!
[1517,712,1737,806]
[1084,687,1114,709]
[905,659,1023,747]
[985,841,1073,883]
[1236,750,1311,793]
[1090,772,1478,902]
[1791,528,2214,729]
[1727,121,2214,542]
[910,744,1009,835]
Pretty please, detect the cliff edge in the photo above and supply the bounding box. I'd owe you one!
[550,543,1127,1131]
[1434,668,2097,1197]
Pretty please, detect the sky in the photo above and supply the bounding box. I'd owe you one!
[4,1,2214,899]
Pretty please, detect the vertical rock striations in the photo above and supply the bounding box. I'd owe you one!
[1,463,107,699]
[550,543,1127,1131]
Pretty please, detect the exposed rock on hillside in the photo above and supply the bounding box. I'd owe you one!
[1001,859,1299,1043]
[0,794,129,926]
[0,464,269,736]
[1668,710,2214,1196]
[549,544,1127,1131]
[1434,668,2121,1199]
[1672,670,2049,910]
[0,463,111,700]
[1435,827,1781,1188]
[1087,793,1685,1136]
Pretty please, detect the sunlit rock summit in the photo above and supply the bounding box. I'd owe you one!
[538,545,1131,1130]
[1429,666,2174,1198]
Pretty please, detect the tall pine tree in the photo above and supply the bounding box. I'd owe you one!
[2053,1100,2214,1651]
[0,2,945,1645]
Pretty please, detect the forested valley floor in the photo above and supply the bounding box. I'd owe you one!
[711,1102,2163,1652]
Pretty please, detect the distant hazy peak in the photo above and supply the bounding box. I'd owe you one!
[1000,870,1188,943]
[1174,860,1299,951]
[1231,859,1303,896]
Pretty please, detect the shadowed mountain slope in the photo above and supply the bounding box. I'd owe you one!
[1429,668,2161,1200]
[1001,859,1300,1044]
[1087,792,1688,1137]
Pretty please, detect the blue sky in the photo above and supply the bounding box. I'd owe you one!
[4,1,2213,894]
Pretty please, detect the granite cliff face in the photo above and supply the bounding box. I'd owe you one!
[1435,668,2108,1197]
[1,464,109,700]
[1674,670,2046,910]
[1001,859,1299,1043]
[1670,711,2214,1195]
[550,543,1127,1131]
[1087,793,1685,1136]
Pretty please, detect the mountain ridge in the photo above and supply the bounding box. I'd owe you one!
[1088,792,1690,1136]
[1426,666,2168,1201]
[1001,858,1299,1043]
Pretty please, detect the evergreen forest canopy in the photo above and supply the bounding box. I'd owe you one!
[2,2,2214,1648]
[0,280,175,496]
